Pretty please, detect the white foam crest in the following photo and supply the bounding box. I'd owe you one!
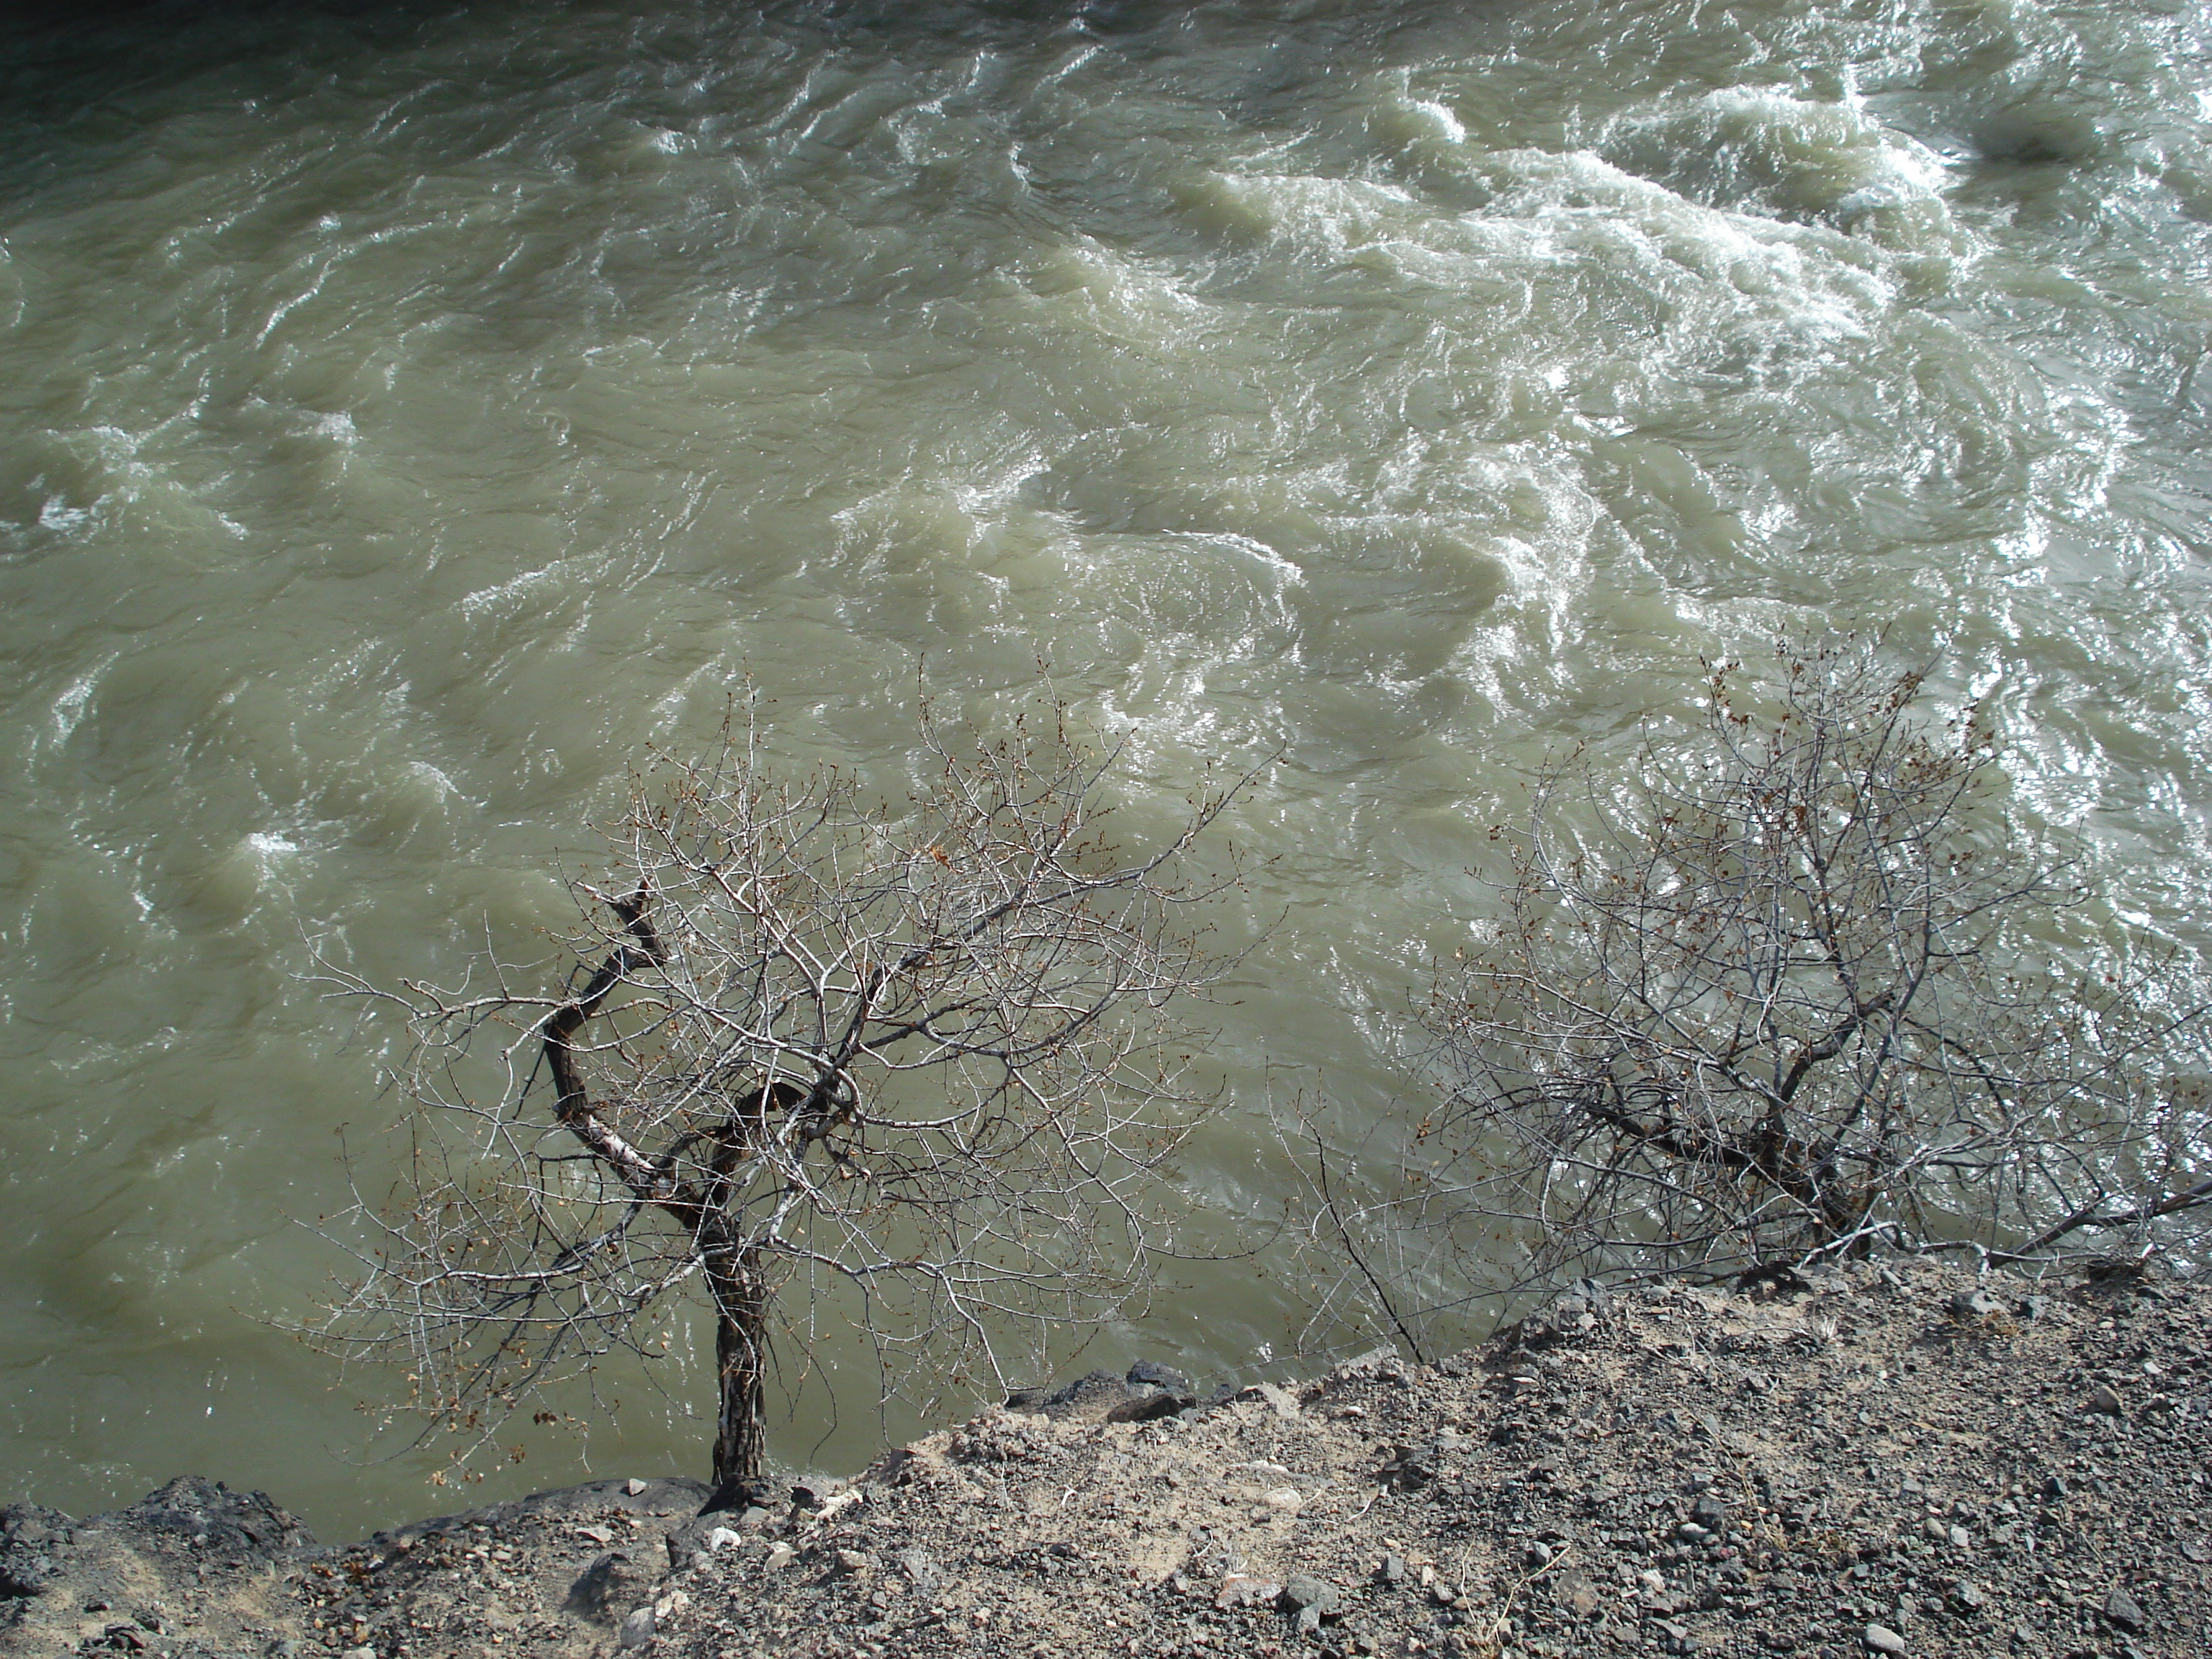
[47,655,117,749]
[1595,85,1960,246]
[460,562,568,621]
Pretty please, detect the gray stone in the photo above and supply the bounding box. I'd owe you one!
[1949,1289,2004,1321]
[1328,1346,1403,1383]
[2103,1586,2149,1633]
[2087,1384,2126,1416]
[1215,1574,1281,1610]
[617,1606,657,1648]
[566,1551,646,1620]
[898,1546,942,1601]
[1282,1574,1341,1617]
[1379,1553,1408,1586]
[1863,1624,1907,1655]
[1246,1382,1302,1419]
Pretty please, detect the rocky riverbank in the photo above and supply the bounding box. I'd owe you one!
[4,1262,2206,1659]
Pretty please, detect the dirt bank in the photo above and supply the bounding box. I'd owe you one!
[4,1262,2206,1659]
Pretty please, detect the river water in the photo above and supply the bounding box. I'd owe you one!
[3,0,2208,1538]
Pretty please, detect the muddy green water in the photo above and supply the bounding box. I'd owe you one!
[3,0,2210,1537]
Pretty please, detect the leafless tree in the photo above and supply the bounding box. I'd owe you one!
[1295,641,2211,1352]
[310,694,1241,1498]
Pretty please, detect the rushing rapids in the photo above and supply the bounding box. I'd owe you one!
[1,0,2208,1535]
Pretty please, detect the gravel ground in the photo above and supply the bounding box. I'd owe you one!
[4,1261,2206,1659]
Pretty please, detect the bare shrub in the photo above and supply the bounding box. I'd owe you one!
[310,693,1241,1496]
[1298,641,2211,1350]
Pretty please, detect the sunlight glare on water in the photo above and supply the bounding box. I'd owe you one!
[1,0,2209,1536]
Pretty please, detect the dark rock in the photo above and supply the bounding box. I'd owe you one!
[2082,1255,2152,1287]
[1015,1367,1195,1424]
[1379,1444,1439,1492]
[2087,1384,2126,1417]
[1106,1390,1193,1424]
[1043,1369,1125,1409]
[1128,1360,1192,1393]
[665,1516,747,1573]
[789,1478,844,1509]
[698,1475,777,1516]
[101,1478,313,1556]
[0,1503,68,1598]
[1378,1554,1408,1586]
[1737,1264,1814,1296]
[1281,1573,1341,1635]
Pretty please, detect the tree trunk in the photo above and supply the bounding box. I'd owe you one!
[709,1253,770,1495]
